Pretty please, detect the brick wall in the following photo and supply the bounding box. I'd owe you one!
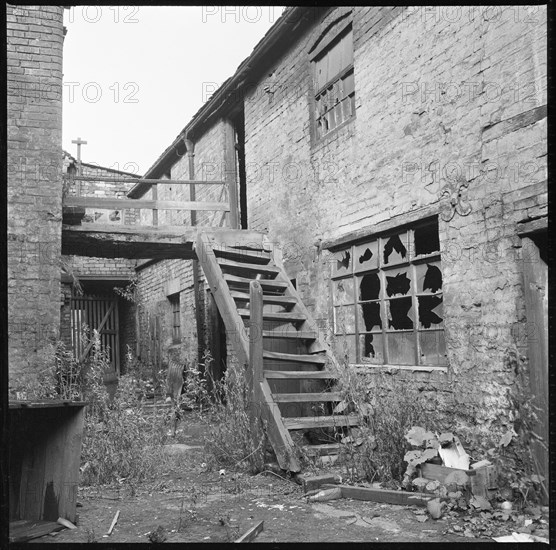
[241,6,547,446]
[7,5,65,379]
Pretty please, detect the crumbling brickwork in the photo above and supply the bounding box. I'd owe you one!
[241,6,547,445]
[7,5,65,378]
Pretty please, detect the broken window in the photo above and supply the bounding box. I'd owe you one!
[312,24,355,140]
[330,218,446,366]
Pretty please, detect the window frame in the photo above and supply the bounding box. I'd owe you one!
[310,21,355,141]
[330,219,447,367]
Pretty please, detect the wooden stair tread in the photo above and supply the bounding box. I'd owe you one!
[224,274,288,292]
[302,443,342,456]
[263,351,326,364]
[283,414,359,430]
[218,258,280,276]
[239,309,306,322]
[272,392,342,402]
[214,248,271,264]
[230,291,297,306]
[264,370,337,380]
[262,330,317,340]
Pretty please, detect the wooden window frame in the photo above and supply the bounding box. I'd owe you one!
[330,219,447,367]
[311,23,355,141]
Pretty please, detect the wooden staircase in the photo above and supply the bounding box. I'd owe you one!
[196,230,357,472]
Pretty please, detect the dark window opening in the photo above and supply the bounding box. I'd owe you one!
[418,295,443,328]
[383,234,407,264]
[422,264,442,293]
[359,247,373,264]
[388,298,413,330]
[169,293,181,344]
[361,302,382,331]
[414,224,440,256]
[338,250,351,271]
[386,272,411,297]
[232,110,248,230]
[359,273,380,301]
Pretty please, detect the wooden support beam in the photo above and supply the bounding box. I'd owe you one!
[64,197,230,212]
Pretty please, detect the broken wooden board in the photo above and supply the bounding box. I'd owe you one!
[419,463,497,499]
[322,484,431,507]
[9,520,64,542]
[234,520,264,543]
[297,474,339,494]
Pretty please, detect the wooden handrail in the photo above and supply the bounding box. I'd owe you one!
[64,196,230,212]
[62,176,226,185]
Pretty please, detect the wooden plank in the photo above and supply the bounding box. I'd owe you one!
[298,474,339,493]
[272,392,342,402]
[263,351,326,364]
[259,381,300,472]
[64,196,230,212]
[80,302,114,361]
[521,236,548,504]
[9,520,64,542]
[239,310,306,322]
[419,463,476,484]
[214,247,271,264]
[321,484,431,507]
[264,371,336,380]
[63,176,226,185]
[230,291,297,307]
[152,182,158,226]
[249,281,264,423]
[224,274,288,292]
[302,443,342,457]
[234,520,264,543]
[283,414,358,430]
[517,216,547,236]
[218,258,280,276]
[262,330,317,340]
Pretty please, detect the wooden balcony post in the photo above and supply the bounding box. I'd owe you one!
[152,183,158,226]
[223,118,239,229]
[249,280,264,419]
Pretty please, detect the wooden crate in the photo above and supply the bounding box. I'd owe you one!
[419,462,497,499]
[9,401,87,525]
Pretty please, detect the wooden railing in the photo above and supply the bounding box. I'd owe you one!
[62,175,234,228]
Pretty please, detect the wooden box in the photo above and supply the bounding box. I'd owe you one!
[9,401,87,524]
[419,462,498,499]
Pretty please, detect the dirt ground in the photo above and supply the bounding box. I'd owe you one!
[34,412,549,544]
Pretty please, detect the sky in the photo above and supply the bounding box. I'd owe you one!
[62,6,284,175]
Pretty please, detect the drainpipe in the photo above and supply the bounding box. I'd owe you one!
[183,135,206,372]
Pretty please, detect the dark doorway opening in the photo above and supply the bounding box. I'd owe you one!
[231,110,248,229]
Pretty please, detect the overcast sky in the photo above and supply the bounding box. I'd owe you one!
[62,6,284,175]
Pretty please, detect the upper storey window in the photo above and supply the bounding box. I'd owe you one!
[312,25,354,139]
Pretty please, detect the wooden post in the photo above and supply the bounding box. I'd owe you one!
[152,183,158,226]
[249,281,264,420]
[223,119,239,229]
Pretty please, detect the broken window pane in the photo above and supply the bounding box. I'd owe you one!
[332,278,354,305]
[414,222,440,257]
[358,272,380,301]
[332,248,352,277]
[334,305,356,334]
[415,262,443,293]
[386,332,415,365]
[418,295,443,328]
[359,333,384,364]
[357,301,382,332]
[382,232,408,266]
[385,267,411,297]
[419,330,447,365]
[334,334,357,364]
[386,297,414,330]
[354,240,378,272]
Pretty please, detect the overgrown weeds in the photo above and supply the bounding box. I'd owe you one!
[330,361,437,484]
[203,352,266,474]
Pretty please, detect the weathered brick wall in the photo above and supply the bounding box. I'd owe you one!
[7,5,65,379]
[242,6,547,447]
